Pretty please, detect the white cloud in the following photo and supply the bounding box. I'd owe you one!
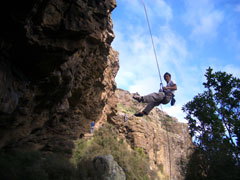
[156,27,188,69]
[116,0,173,24]
[223,64,240,78]
[146,0,173,23]
[118,0,142,14]
[115,70,135,89]
[183,0,224,40]
[211,64,240,78]
[192,12,223,37]
[129,76,160,95]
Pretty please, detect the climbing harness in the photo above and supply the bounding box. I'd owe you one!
[141,0,172,179]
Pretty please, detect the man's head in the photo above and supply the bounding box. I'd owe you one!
[164,72,171,82]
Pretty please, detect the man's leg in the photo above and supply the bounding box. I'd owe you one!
[143,101,161,114]
[143,92,165,103]
[134,101,161,117]
[134,92,165,117]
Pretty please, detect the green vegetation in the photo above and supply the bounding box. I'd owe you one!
[72,123,157,180]
[182,67,240,180]
[117,103,137,115]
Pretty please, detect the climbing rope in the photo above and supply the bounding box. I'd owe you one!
[142,0,163,89]
[141,0,172,179]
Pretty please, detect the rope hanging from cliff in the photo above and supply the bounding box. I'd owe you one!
[141,1,172,179]
[141,0,163,89]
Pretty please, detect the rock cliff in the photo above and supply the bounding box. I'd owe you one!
[0,0,118,152]
[111,89,193,180]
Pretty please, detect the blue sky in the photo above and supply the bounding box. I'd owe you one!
[111,0,240,122]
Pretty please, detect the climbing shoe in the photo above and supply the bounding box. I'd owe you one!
[134,112,144,117]
[133,92,143,103]
[134,111,147,117]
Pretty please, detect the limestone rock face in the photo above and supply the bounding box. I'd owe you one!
[110,89,193,180]
[0,0,118,152]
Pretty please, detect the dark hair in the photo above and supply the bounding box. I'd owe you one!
[164,72,171,80]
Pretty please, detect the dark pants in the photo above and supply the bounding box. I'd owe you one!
[142,92,172,114]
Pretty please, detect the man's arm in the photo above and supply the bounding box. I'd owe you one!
[163,83,177,91]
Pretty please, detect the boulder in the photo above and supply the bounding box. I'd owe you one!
[93,155,126,180]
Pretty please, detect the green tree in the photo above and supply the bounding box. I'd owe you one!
[182,67,240,180]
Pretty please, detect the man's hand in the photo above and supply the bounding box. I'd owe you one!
[163,87,168,91]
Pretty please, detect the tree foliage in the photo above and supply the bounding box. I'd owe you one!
[182,67,240,180]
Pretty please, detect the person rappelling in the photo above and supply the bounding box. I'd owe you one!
[133,72,177,117]
[131,0,177,118]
